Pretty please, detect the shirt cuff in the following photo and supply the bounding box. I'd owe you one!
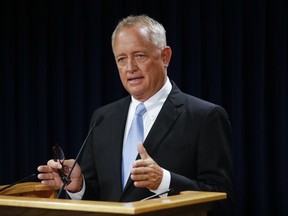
[66,176,86,200]
[150,168,171,197]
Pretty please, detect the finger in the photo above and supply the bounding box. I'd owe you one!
[40,180,55,186]
[131,173,149,181]
[62,159,82,178]
[40,179,60,187]
[132,159,149,168]
[133,175,161,190]
[131,166,149,175]
[37,172,55,181]
[47,159,62,169]
[37,165,53,173]
[134,181,149,188]
[134,180,159,190]
[137,143,150,160]
[62,159,75,166]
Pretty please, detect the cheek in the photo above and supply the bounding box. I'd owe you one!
[118,69,126,80]
[145,64,163,80]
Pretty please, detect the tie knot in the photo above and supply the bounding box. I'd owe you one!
[135,103,146,116]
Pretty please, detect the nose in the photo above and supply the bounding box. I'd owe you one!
[126,57,138,72]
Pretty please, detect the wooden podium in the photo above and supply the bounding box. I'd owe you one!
[0,182,226,216]
[0,182,58,198]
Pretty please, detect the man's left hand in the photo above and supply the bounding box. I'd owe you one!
[130,143,163,190]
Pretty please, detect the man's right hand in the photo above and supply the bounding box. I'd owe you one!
[37,159,83,193]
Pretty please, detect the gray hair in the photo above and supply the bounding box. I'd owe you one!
[111,15,167,49]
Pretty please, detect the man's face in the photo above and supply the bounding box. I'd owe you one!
[112,26,171,102]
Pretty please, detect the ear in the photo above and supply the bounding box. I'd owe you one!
[161,46,172,68]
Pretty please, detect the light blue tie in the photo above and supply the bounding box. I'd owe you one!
[122,103,147,189]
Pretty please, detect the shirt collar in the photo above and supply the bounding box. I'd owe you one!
[131,78,172,112]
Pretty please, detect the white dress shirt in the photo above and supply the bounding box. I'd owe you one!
[68,78,172,199]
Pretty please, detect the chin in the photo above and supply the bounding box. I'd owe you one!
[131,93,146,101]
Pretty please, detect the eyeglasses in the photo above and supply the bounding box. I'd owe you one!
[52,145,71,185]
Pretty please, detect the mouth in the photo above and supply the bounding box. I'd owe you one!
[128,76,144,83]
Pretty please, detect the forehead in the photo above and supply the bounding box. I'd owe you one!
[113,27,154,54]
[116,26,149,41]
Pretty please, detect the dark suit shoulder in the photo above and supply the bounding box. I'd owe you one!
[169,83,228,117]
[184,93,229,120]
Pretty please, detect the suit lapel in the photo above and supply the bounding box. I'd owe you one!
[144,98,182,156]
[121,83,184,197]
[106,97,131,200]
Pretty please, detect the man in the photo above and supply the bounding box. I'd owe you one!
[38,15,234,215]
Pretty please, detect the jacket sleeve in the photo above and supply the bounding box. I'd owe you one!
[170,105,234,216]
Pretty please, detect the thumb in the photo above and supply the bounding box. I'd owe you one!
[137,143,149,160]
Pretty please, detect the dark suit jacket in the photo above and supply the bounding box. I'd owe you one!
[79,82,234,215]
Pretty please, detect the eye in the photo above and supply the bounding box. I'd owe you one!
[135,54,147,62]
[117,57,127,65]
